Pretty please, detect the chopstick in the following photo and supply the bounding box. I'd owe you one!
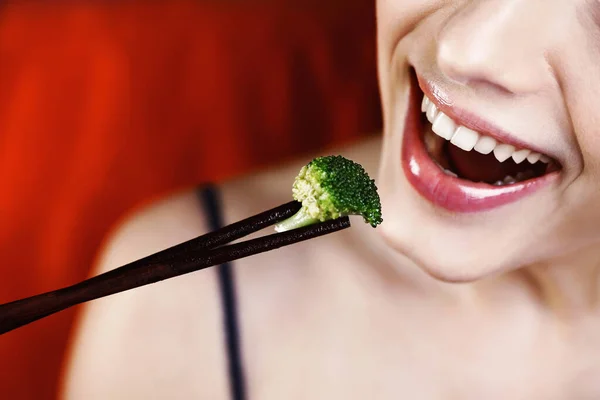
[121,200,302,265]
[0,201,350,335]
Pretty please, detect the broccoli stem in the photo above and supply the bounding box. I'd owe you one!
[274,206,320,232]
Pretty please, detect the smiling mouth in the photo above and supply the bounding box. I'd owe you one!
[401,71,562,212]
[420,94,562,186]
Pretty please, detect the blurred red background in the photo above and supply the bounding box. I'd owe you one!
[0,1,381,398]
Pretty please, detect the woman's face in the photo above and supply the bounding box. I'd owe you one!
[377,0,600,281]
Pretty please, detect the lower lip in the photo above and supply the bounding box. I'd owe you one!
[400,73,559,213]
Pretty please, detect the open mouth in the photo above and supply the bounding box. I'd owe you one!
[420,94,561,186]
[400,71,562,212]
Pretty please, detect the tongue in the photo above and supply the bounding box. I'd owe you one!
[447,143,530,183]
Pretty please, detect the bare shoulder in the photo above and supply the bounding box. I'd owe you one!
[62,189,230,399]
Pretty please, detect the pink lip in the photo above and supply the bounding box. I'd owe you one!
[401,71,559,213]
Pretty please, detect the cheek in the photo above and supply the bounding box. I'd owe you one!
[376,0,436,49]
[558,180,600,245]
[577,125,600,172]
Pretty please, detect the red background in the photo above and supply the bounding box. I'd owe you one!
[0,1,381,398]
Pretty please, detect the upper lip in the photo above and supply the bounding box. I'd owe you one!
[416,74,556,161]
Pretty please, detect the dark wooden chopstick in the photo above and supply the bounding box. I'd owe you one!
[0,206,350,335]
[126,200,301,266]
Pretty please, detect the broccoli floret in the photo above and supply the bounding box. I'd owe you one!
[274,155,383,232]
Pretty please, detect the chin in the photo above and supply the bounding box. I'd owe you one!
[376,202,510,283]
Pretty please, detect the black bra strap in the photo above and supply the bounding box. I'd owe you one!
[197,185,247,400]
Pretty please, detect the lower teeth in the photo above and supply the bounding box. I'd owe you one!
[493,174,528,186]
[491,170,537,186]
[437,166,536,186]
[493,177,515,186]
[443,169,457,178]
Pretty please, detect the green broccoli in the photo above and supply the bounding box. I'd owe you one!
[274,155,383,232]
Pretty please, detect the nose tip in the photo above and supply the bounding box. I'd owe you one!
[434,1,556,95]
[436,38,513,93]
[437,38,491,85]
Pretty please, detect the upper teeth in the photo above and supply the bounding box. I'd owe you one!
[421,95,549,164]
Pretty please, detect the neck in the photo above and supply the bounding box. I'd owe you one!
[519,245,600,318]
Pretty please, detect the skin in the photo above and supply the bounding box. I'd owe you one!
[63,1,600,398]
